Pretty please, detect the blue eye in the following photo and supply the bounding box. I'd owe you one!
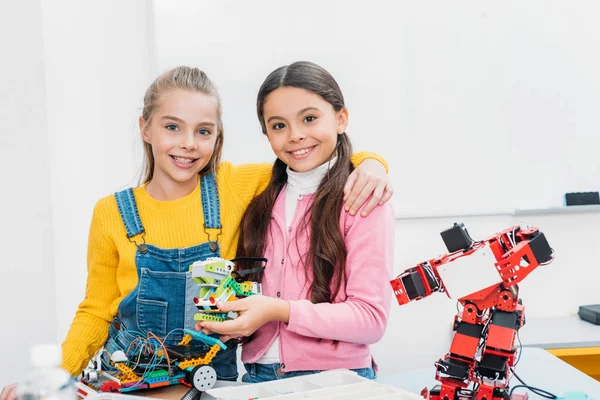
[272,123,285,130]
[197,129,211,136]
[304,115,316,123]
[166,124,179,131]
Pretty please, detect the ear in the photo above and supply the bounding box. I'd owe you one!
[336,108,349,135]
[139,116,151,143]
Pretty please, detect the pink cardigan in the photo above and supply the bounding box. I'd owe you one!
[241,187,395,372]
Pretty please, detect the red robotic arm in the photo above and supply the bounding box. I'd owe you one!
[390,223,554,400]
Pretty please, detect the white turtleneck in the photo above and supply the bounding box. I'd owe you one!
[256,157,337,365]
[284,157,337,229]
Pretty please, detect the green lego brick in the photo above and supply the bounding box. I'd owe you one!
[194,313,227,322]
[205,261,230,274]
[145,370,169,379]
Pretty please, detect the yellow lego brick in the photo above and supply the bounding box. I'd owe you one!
[113,363,140,383]
[178,334,192,346]
[177,344,221,369]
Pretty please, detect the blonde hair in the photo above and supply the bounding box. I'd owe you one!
[140,66,224,184]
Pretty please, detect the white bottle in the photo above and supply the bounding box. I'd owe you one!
[16,344,76,400]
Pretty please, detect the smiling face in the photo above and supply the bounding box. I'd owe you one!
[140,88,219,194]
[262,87,348,172]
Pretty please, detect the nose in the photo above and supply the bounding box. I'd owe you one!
[180,131,197,150]
[288,125,306,143]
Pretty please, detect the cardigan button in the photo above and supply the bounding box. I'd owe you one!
[276,364,286,376]
[277,291,281,298]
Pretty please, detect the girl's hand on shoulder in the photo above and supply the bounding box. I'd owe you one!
[0,383,17,400]
[344,158,394,217]
[195,296,290,339]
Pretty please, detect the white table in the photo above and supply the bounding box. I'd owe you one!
[519,316,600,349]
[378,347,600,399]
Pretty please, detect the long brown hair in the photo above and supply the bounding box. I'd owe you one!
[237,61,354,304]
[139,66,224,184]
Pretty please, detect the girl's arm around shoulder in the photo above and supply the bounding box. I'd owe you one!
[61,196,121,376]
[350,151,389,173]
[216,153,390,216]
[216,161,274,206]
[285,202,396,344]
[216,151,388,199]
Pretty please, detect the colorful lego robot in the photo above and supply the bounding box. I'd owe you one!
[76,330,227,397]
[76,257,266,398]
[191,257,266,323]
[390,223,554,400]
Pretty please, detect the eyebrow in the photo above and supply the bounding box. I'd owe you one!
[161,115,216,127]
[266,107,320,124]
[161,115,185,123]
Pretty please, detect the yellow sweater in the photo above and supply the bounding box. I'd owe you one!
[62,154,387,375]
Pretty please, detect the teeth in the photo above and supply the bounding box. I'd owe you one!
[292,148,312,156]
[173,156,194,163]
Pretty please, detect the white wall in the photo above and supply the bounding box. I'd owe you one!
[0,0,152,388]
[154,0,600,217]
[40,0,154,346]
[0,0,56,388]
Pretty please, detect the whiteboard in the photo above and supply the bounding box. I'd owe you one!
[153,0,600,218]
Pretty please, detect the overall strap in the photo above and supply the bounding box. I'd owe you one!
[200,173,222,252]
[114,188,147,252]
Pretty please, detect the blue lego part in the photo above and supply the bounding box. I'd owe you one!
[145,375,170,384]
[171,372,186,380]
[119,376,180,392]
[183,329,227,350]
[558,392,591,400]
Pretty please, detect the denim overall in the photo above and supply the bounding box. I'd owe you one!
[105,173,238,381]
